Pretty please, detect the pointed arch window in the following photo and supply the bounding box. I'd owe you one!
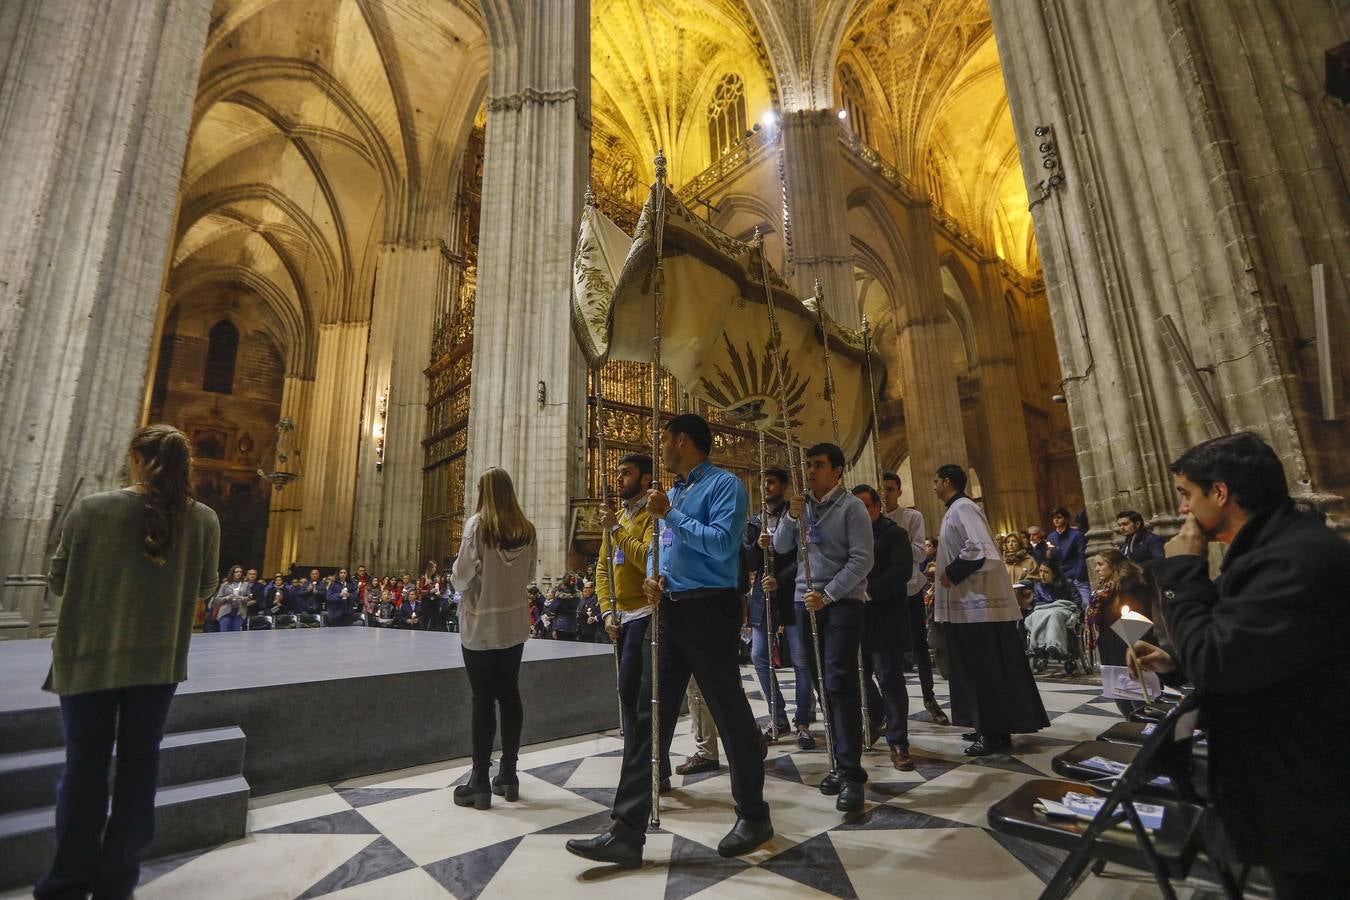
[838,66,871,147]
[707,73,747,163]
[203,319,240,394]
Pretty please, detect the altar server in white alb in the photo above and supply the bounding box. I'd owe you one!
[932,463,1048,756]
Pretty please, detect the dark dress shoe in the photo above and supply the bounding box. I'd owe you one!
[565,831,642,868]
[453,783,491,810]
[490,774,519,802]
[961,731,980,742]
[836,779,865,813]
[963,736,1012,757]
[717,816,773,857]
[796,726,816,750]
[818,770,842,796]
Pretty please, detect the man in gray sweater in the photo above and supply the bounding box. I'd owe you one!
[773,442,874,813]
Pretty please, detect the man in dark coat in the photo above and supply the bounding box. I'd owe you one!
[1130,433,1350,898]
[852,485,915,771]
[1115,509,1165,564]
[1046,507,1089,607]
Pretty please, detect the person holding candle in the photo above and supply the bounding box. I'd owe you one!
[1129,433,1350,899]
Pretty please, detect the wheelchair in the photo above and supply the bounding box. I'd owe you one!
[1023,602,1090,677]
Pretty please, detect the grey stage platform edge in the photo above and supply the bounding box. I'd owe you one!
[0,629,620,795]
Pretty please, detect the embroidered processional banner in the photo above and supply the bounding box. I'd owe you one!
[572,183,887,464]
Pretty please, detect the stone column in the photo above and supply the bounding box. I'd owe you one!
[0,0,211,633]
[263,376,313,574]
[469,0,590,578]
[780,110,856,325]
[351,241,450,574]
[989,0,1346,533]
[894,200,969,528]
[296,323,369,567]
[971,258,1040,534]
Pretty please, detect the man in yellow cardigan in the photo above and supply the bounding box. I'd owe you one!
[597,452,674,789]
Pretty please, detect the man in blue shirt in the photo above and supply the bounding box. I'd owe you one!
[567,414,772,867]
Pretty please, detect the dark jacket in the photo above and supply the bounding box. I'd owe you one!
[1156,500,1350,871]
[297,579,324,614]
[863,515,912,652]
[1027,539,1050,566]
[546,585,580,634]
[743,509,798,630]
[325,579,358,624]
[1119,530,1165,565]
[1048,527,1087,581]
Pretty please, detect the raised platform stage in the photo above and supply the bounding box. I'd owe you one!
[0,630,619,889]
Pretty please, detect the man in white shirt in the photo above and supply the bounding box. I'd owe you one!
[932,464,1048,756]
[881,472,949,725]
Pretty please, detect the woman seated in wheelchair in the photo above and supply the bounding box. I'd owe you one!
[1022,560,1080,670]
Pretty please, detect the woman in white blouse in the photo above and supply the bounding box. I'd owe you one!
[451,467,537,809]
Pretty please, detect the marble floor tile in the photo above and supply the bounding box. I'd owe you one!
[248,785,352,831]
[829,826,1044,899]
[477,833,676,899]
[359,772,607,866]
[317,866,452,899]
[886,765,1044,828]
[138,834,377,900]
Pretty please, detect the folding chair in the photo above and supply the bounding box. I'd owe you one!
[988,694,1244,899]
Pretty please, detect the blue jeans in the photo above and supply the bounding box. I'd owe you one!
[750,623,790,730]
[218,612,243,632]
[784,605,817,727]
[36,683,178,900]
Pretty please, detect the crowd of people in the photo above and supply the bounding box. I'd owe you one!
[203,562,457,631]
[31,419,1350,898]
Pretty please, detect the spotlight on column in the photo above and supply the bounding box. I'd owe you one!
[1051,394,1066,404]
[837,108,848,120]
[760,110,777,129]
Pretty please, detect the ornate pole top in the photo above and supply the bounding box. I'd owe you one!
[654,149,667,182]
[813,276,823,301]
[753,224,764,247]
[584,184,596,207]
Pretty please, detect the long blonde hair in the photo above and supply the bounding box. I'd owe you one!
[475,467,535,550]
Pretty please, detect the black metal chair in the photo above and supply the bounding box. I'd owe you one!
[297,612,324,628]
[273,613,299,629]
[247,614,275,630]
[987,694,1242,899]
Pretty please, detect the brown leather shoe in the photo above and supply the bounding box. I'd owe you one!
[890,745,916,772]
[925,698,951,726]
[676,753,720,775]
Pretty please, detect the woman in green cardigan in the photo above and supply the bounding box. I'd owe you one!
[36,425,220,900]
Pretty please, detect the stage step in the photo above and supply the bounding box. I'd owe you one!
[0,775,250,891]
[0,726,246,814]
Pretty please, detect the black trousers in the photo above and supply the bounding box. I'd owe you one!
[802,598,866,784]
[617,616,667,781]
[611,591,768,844]
[461,643,525,772]
[35,684,178,900]
[906,591,937,701]
[858,612,912,755]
